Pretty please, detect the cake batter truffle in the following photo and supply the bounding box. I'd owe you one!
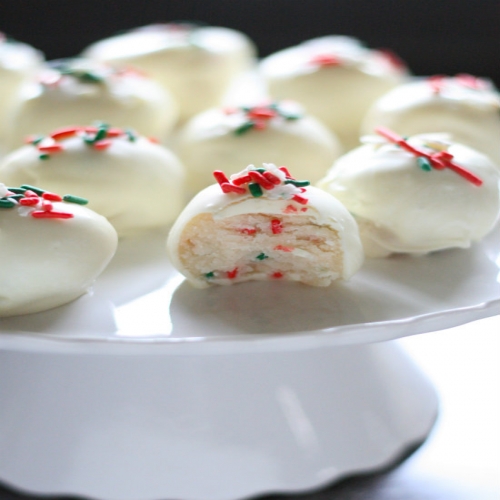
[0,33,44,142]
[176,101,342,195]
[259,36,408,149]
[167,163,363,287]
[0,124,185,237]
[317,128,500,257]
[83,23,257,122]
[5,57,178,149]
[361,74,500,164]
[0,183,117,317]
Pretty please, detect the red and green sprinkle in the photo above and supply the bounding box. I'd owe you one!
[0,183,88,220]
[375,126,483,186]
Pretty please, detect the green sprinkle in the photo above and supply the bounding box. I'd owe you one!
[285,179,310,187]
[255,168,266,173]
[80,72,104,83]
[234,121,254,135]
[7,187,27,194]
[205,272,215,279]
[7,194,23,201]
[248,182,263,197]
[256,253,268,261]
[94,127,108,142]
[281,113,301,121]
[30,136,44,145]
[417,157,433,171]
[21,184,45,195]
[63,194,88,205]
[0,199,16,208]
[126,129,137,142]
[39,154,50,160]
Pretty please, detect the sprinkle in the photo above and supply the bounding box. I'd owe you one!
[247,107,277,120]
[240,228,256,235]
[63,194,88,205]
[256,253,268,260]
[6,187,27,194]
[31,210,74,219]
[205,272,215,279]
[278,166,293,178]
[0,199,16,208]
[19,197,39,206]
[231,174,252,186]
[263,171,281,185]
[42,200,53,211]
[50,126,82,140]
[26,135,45,145]
[248,182,264,197]
[375,126,483,186]
[235,121,255,135]
[227,268,238,279]
[21,185,45,195]
[221,182,246,194]
[213,170,230,185]
[285,179,310,187]
[126,129,137,142]
[39,154,50,160]
[417,157,433,171]
[42,192,63,202]
[271,272,284,279]
[271,219,283,234]
[93,139,113,150]
[248,170,275,190]
[292,194,308,205]
[283,204,298,213]
[310,54,341,66]
[274,245,293,252]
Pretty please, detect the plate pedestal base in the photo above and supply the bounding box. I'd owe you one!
[0,339,438,500]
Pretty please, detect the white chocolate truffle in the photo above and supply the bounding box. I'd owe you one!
[83,23,257,122]
[0,183,117,317]
[361,74,500,164]
[260,36,408,149]
[167,163,364,287]
[175,101,343,195]
[5,58,178,150]
[0,33,44,143]
[317,130,500,257]
[0,124,185,237]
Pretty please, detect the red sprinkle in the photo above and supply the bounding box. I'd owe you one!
[248,170,275,190]
[263,171,281,185]
[38,143,64,153]
[24,190,39,198]
[50,126,82,140]
[271,272,284,279]
[278,166,293,179]
[375,126,483,186]
[42,192,63,202]
[240,228,256,235]
[247,107,277,120]
[148,136,160,144]
[19,197,39,206]
[283,204,298,213]
[310,54,341,66]
[31,211,74,219]
[292,194,308,205]
[227,268,238,279]
[274,245,293,252]
[213,170,230,185]
[220,182,246,194]
[232,174,252,186]
[271,219,283,234]
[93,139,113,150]
[42,200,53,211]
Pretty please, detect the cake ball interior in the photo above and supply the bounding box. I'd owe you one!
[177,212,344,287]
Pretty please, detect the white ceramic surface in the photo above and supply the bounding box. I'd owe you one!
[0,220,499,355]
[0,222,498,500]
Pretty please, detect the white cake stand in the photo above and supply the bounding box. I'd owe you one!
[0,224,499,500]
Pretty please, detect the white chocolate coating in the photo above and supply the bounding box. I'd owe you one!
[259,36,408,149]
[83,24,257,122]
[175,101,342,195]
[167,164,364,287]
[0,127,185,237]
[361,75,500,164]
[317,134,500,257]
[5,58,178,150]
[0,35,44,143]
[0,184,118,317]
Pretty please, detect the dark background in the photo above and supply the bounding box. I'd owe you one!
[2,0,500,86]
